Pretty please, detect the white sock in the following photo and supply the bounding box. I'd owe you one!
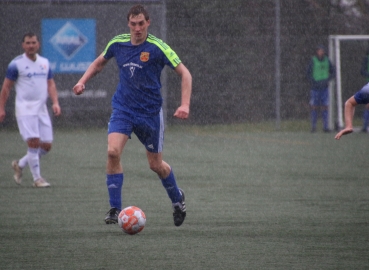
[38,148,48,157]
[27,148,41,181]
[18,154,28,168]
[18,148,48,169]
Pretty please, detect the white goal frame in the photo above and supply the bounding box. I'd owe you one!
[328,35,369,130]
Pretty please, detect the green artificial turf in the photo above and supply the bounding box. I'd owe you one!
[0,123,368,269]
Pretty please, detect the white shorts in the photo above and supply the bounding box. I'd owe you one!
[16,114,53,142]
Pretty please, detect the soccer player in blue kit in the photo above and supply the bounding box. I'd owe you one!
[73,4,192,226]
[335,83,369,139]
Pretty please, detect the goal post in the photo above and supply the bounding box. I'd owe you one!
[328,35,369,130]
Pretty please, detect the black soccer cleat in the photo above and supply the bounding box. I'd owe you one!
[173,188,186,227]
[104,207,120,224]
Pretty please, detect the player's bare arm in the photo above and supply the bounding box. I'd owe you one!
[73,55,109,95]
[47,79,61,116]
[0,78,15,122]
[173,63,192,119]
[335,96,357,140]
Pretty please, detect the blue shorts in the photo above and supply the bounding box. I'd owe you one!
[354,83,369,104]
[108,108,164,153]
[310,89,329,107]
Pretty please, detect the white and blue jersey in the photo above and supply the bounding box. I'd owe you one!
[6,53,52,117]
[102,33,181,116]
[354,83,369,104]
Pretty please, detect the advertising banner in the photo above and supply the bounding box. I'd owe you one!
[41,19,96,73]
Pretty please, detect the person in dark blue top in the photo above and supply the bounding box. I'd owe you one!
[73,4,192,227]
[335,82,369,139]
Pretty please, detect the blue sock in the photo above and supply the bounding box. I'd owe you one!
[322,109,328,130]
[363,110,369,130]
[311,110,317,130]
[161,169,182,203]
[106,173,123,210]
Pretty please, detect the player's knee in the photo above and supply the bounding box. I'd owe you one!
[107,147,120,161]
[40,143,52,152]
[27,138,40,148]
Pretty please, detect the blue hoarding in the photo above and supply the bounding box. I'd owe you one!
[42,19,96,73]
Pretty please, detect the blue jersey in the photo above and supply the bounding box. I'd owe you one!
[103,34,181,116]
[354,83,369,104]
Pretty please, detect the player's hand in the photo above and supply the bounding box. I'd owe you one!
[335,128,353,140]
[0,109,5,123]
[73,83,85,95]
[174,104,189,119]
[52,103,61,116]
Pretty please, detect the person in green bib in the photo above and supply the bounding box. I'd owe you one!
[359,49,369,132]
[307,45,335,133]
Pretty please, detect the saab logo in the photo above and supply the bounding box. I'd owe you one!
[42,19,96,73]
[50,22,87,60]
[140,52,150,62]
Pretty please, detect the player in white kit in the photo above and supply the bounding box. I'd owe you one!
[0,32,61,187]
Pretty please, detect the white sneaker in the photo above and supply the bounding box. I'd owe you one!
[33,178,51,188]
[11,160,23,185]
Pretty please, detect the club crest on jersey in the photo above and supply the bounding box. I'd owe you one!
[140,52,150,62]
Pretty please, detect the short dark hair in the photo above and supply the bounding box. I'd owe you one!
[316,44,325,52]
[127,4,149,21]
[22,32,38,42]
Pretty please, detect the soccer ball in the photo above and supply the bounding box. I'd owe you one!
[118,206,146,235]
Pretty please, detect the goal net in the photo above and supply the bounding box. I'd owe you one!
[328,35,369,130]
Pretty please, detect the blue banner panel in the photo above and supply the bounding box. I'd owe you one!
[42,19,96,73]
